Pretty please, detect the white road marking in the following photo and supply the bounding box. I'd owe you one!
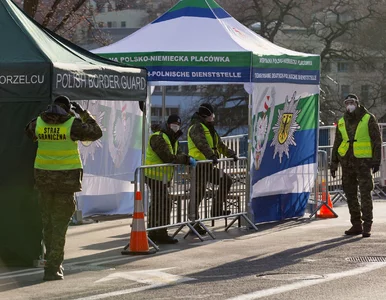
[96,267,195,285]
[0,256,121,277]
[74,269,194,300]
[226,262,386,300]
[90,249,178,266]
[74,284,166,300]
[0,268,38,276]
[0,249,177,280]
[0,282,16,287]
[0,270,44,279]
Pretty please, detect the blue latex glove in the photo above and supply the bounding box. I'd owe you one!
[189,157,197,167]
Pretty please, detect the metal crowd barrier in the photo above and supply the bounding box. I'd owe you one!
[133,157,257,244]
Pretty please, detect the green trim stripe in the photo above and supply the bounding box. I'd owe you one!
[169,0,221,11]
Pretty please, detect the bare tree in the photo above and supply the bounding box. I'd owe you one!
[200,0,386,126]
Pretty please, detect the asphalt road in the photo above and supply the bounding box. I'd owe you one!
[2,199,386,300]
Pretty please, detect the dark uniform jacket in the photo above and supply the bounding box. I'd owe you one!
[148,122,190,165]
[25,105,103,192]
[188,112,236,160]
[331,105,382,170]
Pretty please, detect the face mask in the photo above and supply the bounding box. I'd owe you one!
[346,104,356,113]
[170,124,180,133]
[206,114,215,123]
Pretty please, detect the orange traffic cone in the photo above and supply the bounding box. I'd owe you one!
[122,191,156,255]
[317,179,337,218]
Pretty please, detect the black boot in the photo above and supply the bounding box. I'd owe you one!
[362,223,372,238]
[156,234,178,244]
[190,223,207,235]
[43,266,64,281]
[148,229,178,244]
[344,224,363,235]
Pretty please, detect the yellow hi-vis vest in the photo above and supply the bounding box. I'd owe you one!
[337,113,372,158]
[188,123,219,160]
[34,117,82,170]
[144,132,178,181]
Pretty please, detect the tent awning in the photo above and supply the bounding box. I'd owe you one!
[92,0,320,86]
[0,0,148,102]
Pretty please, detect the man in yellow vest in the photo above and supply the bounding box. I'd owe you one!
[188,103,238,234]
[25,96,102,280]
[145,114,196,244]
[330,94,382,237]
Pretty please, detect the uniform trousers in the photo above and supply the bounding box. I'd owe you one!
[38,191,75,270]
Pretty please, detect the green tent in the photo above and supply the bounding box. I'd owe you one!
[0,0,147,266]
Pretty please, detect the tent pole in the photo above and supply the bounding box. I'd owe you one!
[162,86,166,121]
[245,92,254,226]
[142,85,151,165]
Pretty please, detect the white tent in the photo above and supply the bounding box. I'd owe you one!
[93,0,319,87]
[92,0,321,223]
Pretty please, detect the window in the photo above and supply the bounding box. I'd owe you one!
[361,85,370,101]
[107,21,112,28]
[166,86,180,92]
[337,62,350,72]
[182,85,197,93]
[153,86,162,93]
[360,61,374,73]
[152,107,162,117]
[121,21,126,28]
[341,85,350,99]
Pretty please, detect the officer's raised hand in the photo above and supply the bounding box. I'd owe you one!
[71,101,84,114]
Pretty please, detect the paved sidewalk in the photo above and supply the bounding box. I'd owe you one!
[63,197,386,263]
[1,197,385,272]
[2,199,386,300]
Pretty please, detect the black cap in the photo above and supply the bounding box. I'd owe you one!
[344,94,359,103]
[167,114,181,125]
[54,95,71,112]
[198,103,214,117]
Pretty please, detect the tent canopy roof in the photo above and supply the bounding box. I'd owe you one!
[93,0,320,86]
[94,0,311,56]
[0,0,147,102]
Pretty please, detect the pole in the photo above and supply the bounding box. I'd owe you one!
[162,86,166,122]
[245,92,254,225]
[142,85,151,165]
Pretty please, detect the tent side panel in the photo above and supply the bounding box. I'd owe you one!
[0,102,45,266]
[250,83,319,223]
